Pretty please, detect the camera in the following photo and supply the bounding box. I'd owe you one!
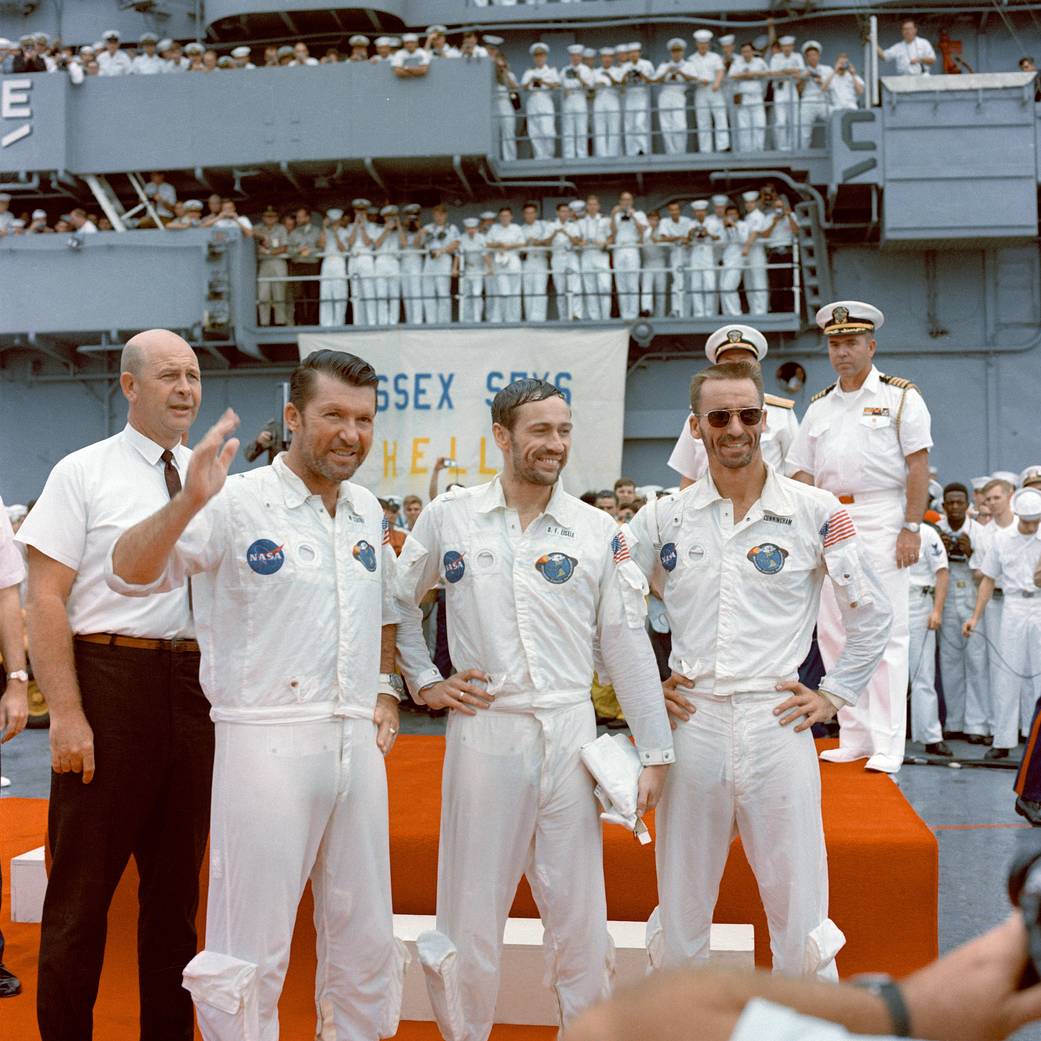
[621,211,632,222]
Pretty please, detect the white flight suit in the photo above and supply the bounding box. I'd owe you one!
[560,61,594,158]
[660,215,692,316]
[907,525,948,746]
[936,516,990,736]
[592,66,622,157]
[730,56,768,151]
[788,366,934,771]
[521,219,550,322]
[717,217,748,315]
[578,213,613,321]
[106,456,407,1041]
[742,207,770,314]
[394,479,674,1041]
[486,221,525,323]
[769,51,805,151]
[423,222,460,324]
[318,225,349,327]
[620,58,655,155]
[687,215,718,318]
[521,65,560,159]
[548,218,583,320]
[626,467,890,978]
[348,220,379,326]
[799,64,832,148]
[640,225,669,316]
[400,227,426,325]
[373,227,401,326]
[688,50,729,151]
[667,396,800,481]
[457,232,487,323]
[980,526,1041,749]
[495,69,520,161]
[612,209,646,320]
[655,59,690,154]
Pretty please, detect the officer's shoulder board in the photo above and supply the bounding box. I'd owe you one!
[810,383,836,403]
[879,374,919,393]
[764,392,795,410]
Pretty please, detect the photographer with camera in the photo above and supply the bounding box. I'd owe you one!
[373,205,402,326]
[799,41,833,148]
[764,190,799,313]
[611,191,648,320]
[486,206,526,324]
[548,201,585,320]
[455,217,490,324]
[347,199,378,326]
[769,35,805,151]
[654,38,694,155]
[825,52,866,111]
[398,204,426,325]
[688,200,720,317]
[621,42,656,156]
[421,204,460,324]
[490,41,520,161]
[317,208,349,328]
[659,200,694,317]
[561,44,595,159]
[578,195,614,321]
[522,43,560,159]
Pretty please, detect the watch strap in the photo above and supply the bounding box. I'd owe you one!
[855,977,912,1037]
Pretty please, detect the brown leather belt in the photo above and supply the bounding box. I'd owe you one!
[76,633,200,653]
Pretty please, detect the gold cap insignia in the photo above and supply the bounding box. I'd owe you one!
[727,329,743,343]
[833,306,849,324]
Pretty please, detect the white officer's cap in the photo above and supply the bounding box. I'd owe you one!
[567,44,584,55]
[568,200,586,212]
[599,47,615,56]
[693,29,714,43]
[374,37,390,47]
[102,30,120,41]
[401,33,419,44]
[1020,465,1041,489]
[463,217,480,228]
[741,190,760,202]
[351,198,372,210]
[185,42,205,55]
[691,199,709,210]
[157,39,173,52]
[815,300,885,335]
[349,35,370,47]
[380,205,399,217]
[718,34,736,46]
[970,476,991,491]
[1011,487,1041,520]
[529,42,549,55]
[140,32,158,45]
[779,35,797,46]
[629,41,643,50]
[185,200,204,210]
[802,40,822,54]
[480,210,496,221]
[992,470,1020,487]
[667,38,687,50]
[426,25,448,35]
[711,194,730,206]
[326,208,344,221]
[217,56,234,68]
[388,38,401,47]
[10,219,25,228]
[483,35,504,47]
[402,203,421,215]
[583,48,596,58]
[31,209,46,219]
[705,324,768,363]
[231,46,251,58]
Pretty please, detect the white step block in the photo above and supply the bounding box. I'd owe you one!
[396,913,754,1026]
[11,845,47,923]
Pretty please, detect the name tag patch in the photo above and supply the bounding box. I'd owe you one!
[763,511,793,526]
[246,539,285,575]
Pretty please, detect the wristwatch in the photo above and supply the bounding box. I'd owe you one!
[378,672,405,700]
[852,974,912,1037]
[901,522,921,534]
[6,669,29,683]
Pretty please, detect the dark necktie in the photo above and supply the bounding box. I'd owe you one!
[161,449,192,612]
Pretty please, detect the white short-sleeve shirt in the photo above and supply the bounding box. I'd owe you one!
[981,524,1041,595]
[16,424,194,638]
[909,523,948,588]
[729,56,768,101]
[882,37,935,76]
[0,495,26,591]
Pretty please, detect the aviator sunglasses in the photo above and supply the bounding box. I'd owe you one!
[694,407,765,429]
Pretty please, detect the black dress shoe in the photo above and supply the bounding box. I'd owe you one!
[0,965,21,997]
[966,734,990,745]
[1016,797,1041,826]
[925,741,954,757]
[985,747,1010,760]
[943,730,967,742]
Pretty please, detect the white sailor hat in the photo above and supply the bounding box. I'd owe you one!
[667,38,687,50]
[693,29,714,43]
[629,41,643,50]
[1020,465,1041,488]
[479,210,496,221]
[31,209,46,219]
[970,476,991,491]
[231,46,251,58]
[0,193,10,202]
[568,200,586,212]
[741,189,760,202]
[426,25,448,35]
[752,34,770,52]
[11,219,25,229]
[691,199,709,210]
[401,33,419,44]
[388,38,401,47]
[157,39,173,52]
[374,37,390,47]
[140,32,158,45]
[718,34,736,46]
[379,204,399,217]
[711,194,730,206]
[18,34,32,47]
[815,300,885,335]
[529,42,549,55]
[583,47,596,58]
[351,198,372,209]
[185,42,205,55]
[779,35,797,46]
[483,35,504,47]
[992,470,1020,487]
[801,39,822,54]
[402,203,421,215]
[326,208,344,221]
[0,39,10,49]
[463,217,480,228]
[217,56,235,67]
[185,199,204,210]
[1011,487,1041,521]
[599,47,616,56]
[349,35,370,47]
[102,30,120,41]
[705,324,768,363]
[567,44,584,55]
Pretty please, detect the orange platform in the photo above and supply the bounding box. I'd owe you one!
[1,735,937,1039]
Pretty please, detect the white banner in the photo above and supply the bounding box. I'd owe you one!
[298,328,630,500]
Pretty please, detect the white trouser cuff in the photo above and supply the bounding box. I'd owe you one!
[417,931,468,1041]
[183,950,261,1041]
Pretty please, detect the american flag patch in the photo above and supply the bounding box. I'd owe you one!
[822,509,856,548]
[611,531,631,564]
[382,516,391,545]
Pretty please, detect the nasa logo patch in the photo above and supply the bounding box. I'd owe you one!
[246,539,286,575]
[660,542,678,572]
[534,552,578,584]
[747,543,789,575]
[443,551,466,583]
[352,540,377,573]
